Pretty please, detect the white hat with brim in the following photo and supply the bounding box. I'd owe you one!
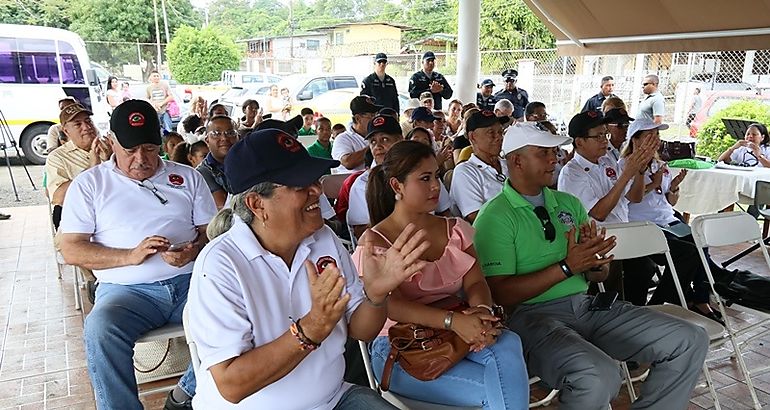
[626,118,669,139]
[404,98,421,111]
[502,122,573,156]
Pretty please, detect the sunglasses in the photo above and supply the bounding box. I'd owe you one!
[138,179,168,205]
[609,123,629,129]
[533,206,556,242]
[642,82,656,86]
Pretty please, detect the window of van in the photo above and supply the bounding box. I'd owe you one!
[17,38,59,84]
[0,37,20,83]
[59,40,84,84]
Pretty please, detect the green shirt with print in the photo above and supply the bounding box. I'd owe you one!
[298,127,316,136]
[473,181,589,304]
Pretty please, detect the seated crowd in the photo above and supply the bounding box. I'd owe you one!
[53,58,770,410]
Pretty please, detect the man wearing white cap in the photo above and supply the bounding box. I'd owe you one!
[474,122,708,410]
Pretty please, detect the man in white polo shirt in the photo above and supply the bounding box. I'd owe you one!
[58,100,217,410]
[449,110,509,223]
[331,95,382,174]
[347,115,452,238]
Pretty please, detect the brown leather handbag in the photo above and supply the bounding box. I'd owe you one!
[379,298,470,391]
[659,141,695,161]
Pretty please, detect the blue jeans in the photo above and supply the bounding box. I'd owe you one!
[333,385,398,410]
[370,331,529,409]
[84,274,195,410]
[159,111,173,132]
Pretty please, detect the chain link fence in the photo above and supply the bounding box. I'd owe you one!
[85,41,168,82]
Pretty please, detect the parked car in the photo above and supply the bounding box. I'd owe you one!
[217,74,359,119]
[687,73,754,91]
[688,90,770,136]
[299,89,410,127]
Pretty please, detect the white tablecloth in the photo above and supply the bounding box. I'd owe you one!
[672,167,770,215]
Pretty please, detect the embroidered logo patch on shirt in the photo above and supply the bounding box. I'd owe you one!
[315,256,337,274]
[557,211,575,228]
[168,174,184,186]
[605,167,617,181]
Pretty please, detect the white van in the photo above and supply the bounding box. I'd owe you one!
[0,24,108,164]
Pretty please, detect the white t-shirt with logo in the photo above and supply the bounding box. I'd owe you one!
[449,154,508,218]
[331,129,368,174]
[189,218,363,409]
[59,158,217,284]
[558,152,631,225]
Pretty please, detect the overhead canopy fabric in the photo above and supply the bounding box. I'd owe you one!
[523,0,770,55]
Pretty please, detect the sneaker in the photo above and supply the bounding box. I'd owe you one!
[164,391,193,410]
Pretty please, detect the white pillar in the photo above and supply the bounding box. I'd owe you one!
[456,0,481,105]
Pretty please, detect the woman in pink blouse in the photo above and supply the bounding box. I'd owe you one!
[353,141,528,409]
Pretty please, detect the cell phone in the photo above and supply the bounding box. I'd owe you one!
[167,240,192,252]
[588,291,618,311]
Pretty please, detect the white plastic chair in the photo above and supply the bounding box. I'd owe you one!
[320,173,348,201]
[602,221,723,409]
[691,211,770,410]
[182,305,201,379]
[357,341,557,409]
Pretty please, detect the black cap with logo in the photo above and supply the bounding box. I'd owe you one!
[225,129,339,194]
[466,110,508,132]
[350,95,383,115]
[110,100,162,148]
[374,53,388,63]
[366,115,402,139]
[568,111,612,139]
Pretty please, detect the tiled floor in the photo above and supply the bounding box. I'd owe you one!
[1,205,770,409]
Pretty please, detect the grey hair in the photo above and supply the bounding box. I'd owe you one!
[494,98,513,112]
[206,182,278,239]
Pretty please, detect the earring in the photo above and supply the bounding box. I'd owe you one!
[395,193,402,201]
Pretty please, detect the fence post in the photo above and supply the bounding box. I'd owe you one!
[630,53,645,117]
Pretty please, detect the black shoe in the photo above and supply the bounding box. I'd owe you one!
[690,305,725,326]
[0,213,10,220]
[164,391,193,410]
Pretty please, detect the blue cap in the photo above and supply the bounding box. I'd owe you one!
[411,106,436,122]
[225,129,339,194]
[422,51,436,61]
[481,79,495,87]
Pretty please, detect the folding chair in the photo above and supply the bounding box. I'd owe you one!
[722,181,770,267]
[691,211,770,410]
[182,305,200,378]
[358,341,557,409]
[603,221,723,409]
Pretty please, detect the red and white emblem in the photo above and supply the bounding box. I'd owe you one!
[276,133,301,153]
[315,256,337,274]
[128,112,145,127]
[372,116,386,127]
[168,174,184,186]
[605,167,617,181]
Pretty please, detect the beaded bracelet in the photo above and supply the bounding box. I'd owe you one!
[289,317,321,351]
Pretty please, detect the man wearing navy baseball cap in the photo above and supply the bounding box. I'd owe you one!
[495,69,529,121]
[58,99,217,410]
[476,78,497,111]
[360,52,400,112]
[408,50,453,110]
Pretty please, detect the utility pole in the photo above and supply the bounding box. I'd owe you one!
[153,0,163,72]
[289,0,294,59]
[161,0,171,45]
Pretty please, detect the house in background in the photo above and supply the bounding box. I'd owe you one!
[240,32,329,74]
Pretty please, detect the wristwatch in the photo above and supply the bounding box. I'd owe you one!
[558,259,573,278]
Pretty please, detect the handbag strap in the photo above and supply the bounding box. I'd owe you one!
[380,346,399,392]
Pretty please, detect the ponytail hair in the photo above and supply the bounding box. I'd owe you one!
[366,140,436,225]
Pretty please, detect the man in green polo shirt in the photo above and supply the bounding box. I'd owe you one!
[474,122,708,410]
[307,117,333,163]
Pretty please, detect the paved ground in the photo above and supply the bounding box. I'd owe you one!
[0,161,46,209]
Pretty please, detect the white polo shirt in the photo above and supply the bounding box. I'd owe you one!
[619,158,679,226]
[59,158,217,285]
[331,128,367,174]
[347,169,452,226]
[558,152,630,225]
[188,217,363,410]
[449,154,508,218]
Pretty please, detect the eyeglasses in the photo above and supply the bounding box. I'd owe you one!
[138,179,168,205]
[608,123,629,129]
[642,82,656,86]
[584,132,611,139]
[207,130,238,139]
[533,206,556,242]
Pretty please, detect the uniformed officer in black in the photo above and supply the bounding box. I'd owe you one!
[494,69,529,121]
[476,78,497,111]
[361,53,400,112]
[408,51,453,110]
[581,75,615,114]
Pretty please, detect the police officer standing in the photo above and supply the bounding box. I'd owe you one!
[408,51,453,110]
[361,53,400,112]
[476,79,497,111]
[495,69,529,121]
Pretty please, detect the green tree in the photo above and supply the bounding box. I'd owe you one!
[477,0,554,50]
[166,26,241,84]
[696,100,770,160]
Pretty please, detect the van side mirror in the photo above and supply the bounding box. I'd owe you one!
[298,90,313,101]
